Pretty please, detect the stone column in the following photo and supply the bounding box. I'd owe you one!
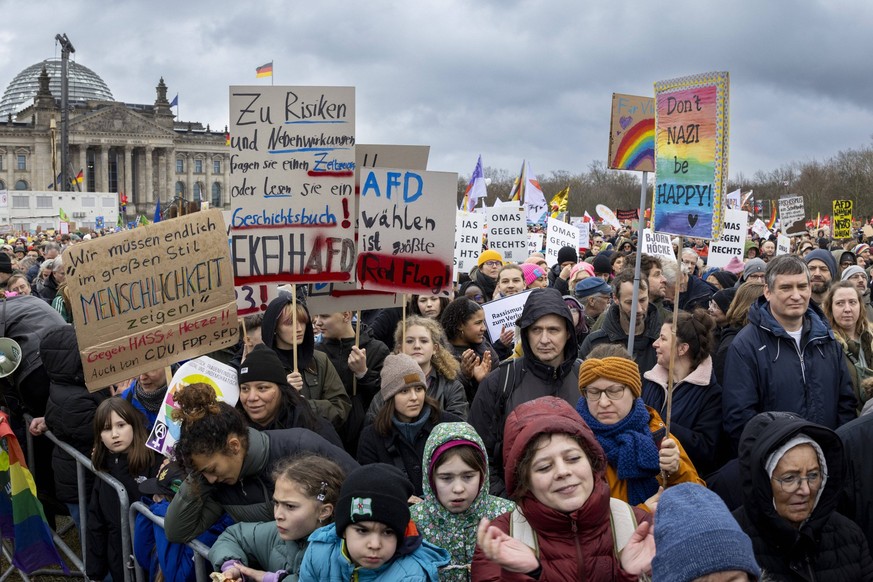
[98,146,109,192]
[123,146,133,197]
[165,148,175,203]
[204,154,212,207]
[186,153,194,202]
[145,146,154,204]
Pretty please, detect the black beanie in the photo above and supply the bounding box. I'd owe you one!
[238,345,288,386]
[335,464,413,548]
[591,253,613,275]
[710,271,738,290]
[556,246,577,265]
[712,287,737,314]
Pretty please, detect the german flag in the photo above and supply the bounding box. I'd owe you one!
[256,61,273,78]
[225,132,230,146]
[75,169,84,184]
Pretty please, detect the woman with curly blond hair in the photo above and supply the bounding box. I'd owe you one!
[366,315,468,421]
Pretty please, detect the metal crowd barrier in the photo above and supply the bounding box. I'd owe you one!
[128,501,213,582]
[23,416,132,582]
[22,416,218,582]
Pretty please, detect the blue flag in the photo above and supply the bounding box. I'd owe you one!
[154,198,162,223]
[169,94,178,108]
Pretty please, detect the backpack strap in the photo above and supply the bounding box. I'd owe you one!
[508,507,539,558]
[608,497,639,557]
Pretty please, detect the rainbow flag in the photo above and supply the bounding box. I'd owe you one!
[256,61,273,78]
[0,413,67,574]
[767,200,777,230]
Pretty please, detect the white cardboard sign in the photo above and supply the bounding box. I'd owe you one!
[545,218,580,266]
[486,207,527,263]
[481,290,532,344]
[707,209,748,269]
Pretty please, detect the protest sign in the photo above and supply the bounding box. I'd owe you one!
[65,210,238,391]
[146,356,239,456]
[751,219,771,240]
[304,283,401,314]
[228,86,356,286]
[356,168,457,295]
[833,200,853,238]
[545,218,580,265]
[776,234,790,256]
[455,211,484,278]
[616,209,640,221]
[486,207,527,263]
[707,209,748,269]
[596,204,621,230]
[654,72,730,239]
[528,232,544,254]
[779,196,806,236]
[608,93,655,172]
[642,229,676,262]
[570,217,591,249]
[481,290,532,344]
[726,189,741,209]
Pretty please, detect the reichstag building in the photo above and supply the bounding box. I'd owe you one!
[0,58,228,218]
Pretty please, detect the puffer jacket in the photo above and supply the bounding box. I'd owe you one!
[164,427,358,543]
[578,302,663,378]
[733,412,873,581]
[471,397,650,581]
[642,356,723,476]
[678,273,717,312]
[722,297,857,450]
[410,422,515,580]
[298,523,449,581]
[468,288,581,497]
[262,296,351,427]
[41,324,111,503]
[208,520,307,577]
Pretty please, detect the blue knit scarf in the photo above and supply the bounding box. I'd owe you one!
[576,397,660,506]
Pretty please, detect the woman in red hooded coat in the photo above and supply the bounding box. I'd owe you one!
[471,396,654,581]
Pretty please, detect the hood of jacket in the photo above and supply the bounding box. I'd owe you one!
[516,287,578,379]
[681,274,717,306]
[261,295,314,370]
[411,422,514,570]
[40,324,85,386]
[737,411,844,544]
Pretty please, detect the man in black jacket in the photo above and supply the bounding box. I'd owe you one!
[468,287,580,497]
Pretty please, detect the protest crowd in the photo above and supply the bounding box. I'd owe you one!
[5,214,873,582]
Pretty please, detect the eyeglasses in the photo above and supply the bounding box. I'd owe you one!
[773,471,824,493]
[482,260,502,268]
[582,385,626,402]
[746,273,766,281]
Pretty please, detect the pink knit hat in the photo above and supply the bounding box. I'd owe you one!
[723,256,745,275]
[570,261,595,280]
[520,263,545,286]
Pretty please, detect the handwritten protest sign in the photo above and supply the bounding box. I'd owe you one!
[486,207,527,263]
[228,86,356,286]
[455,211,484,278]
[776,234,790,256]
[146,356,239,456]
[481,290,532,344]
[356,168,457,295]
[65,210,238,391]
[596,205,621,230]
[751,219,771,240]
[609,93,655,172]
[545,218,580,266]
[779,196,806,236]
[833,200,853,238]
[654,72,729,239]
[304,283,402,314]
[570,218,591,249]
[707,209,748,269]
[528,232,544,254]
[642,229,676,262]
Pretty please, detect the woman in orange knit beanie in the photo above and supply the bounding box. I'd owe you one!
[576,349,704,512]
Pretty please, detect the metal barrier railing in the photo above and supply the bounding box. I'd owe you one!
[128,501,213,582]
[23,416,133,582]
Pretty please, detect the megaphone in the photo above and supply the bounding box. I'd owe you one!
[0,337,22,378]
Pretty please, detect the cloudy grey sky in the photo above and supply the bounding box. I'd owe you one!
[2,0,872,184]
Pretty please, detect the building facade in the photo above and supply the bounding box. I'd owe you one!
[0,58,229,229]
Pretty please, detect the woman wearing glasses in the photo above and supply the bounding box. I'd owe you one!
[733,411,873,581]
[576,348,704,513]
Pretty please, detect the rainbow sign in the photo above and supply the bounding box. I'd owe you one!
[608,93,655,172]
[653,72,729,240]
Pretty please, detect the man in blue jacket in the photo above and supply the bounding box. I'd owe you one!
[722,255,857,451]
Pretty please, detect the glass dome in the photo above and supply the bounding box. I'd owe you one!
[0,58,114,118]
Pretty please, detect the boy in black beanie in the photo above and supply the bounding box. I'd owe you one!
[299,464,449,579]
